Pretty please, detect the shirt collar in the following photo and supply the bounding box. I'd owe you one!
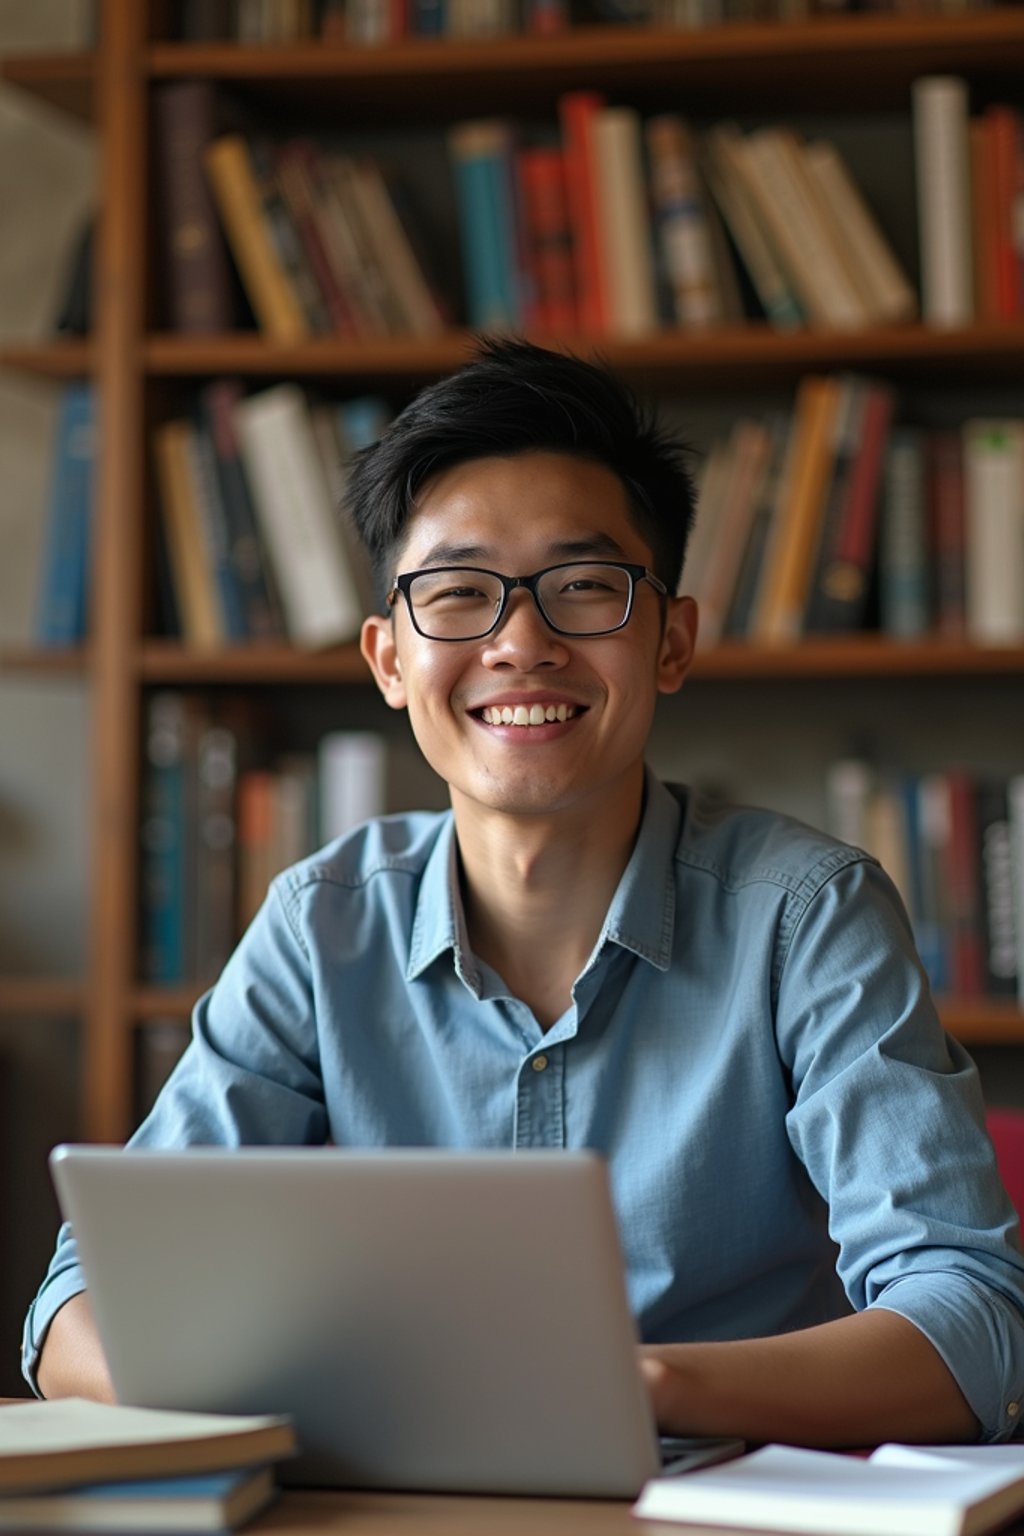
[594,767,681,973]
[405,768,682,982]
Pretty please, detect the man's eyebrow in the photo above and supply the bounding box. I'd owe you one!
[412,533,627,568]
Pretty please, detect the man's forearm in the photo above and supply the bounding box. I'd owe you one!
[36,1292,116,1402]
[640,1308,978,1446]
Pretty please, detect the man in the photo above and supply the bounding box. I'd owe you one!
[25,339,1024,1444]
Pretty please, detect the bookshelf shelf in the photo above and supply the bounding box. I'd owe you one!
[138,641,371,684]
[0,979,85,1017]
[0,52,95,121]
[144,12,1024,116]
[0,341,93,380]
[0,646,90,677]
[143,322,1024,389]
[136,638,1024,685]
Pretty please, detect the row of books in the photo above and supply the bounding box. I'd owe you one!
[687,376,1024,647]
[914,80,1024,327]
[156,81,451,340]
[0,1399,295,1533]
[153,381,390,648]
[140,690,388,985]
[176,0,992,45]
[451,104,916,337]
[156,76,915,340]
[825,761,1024,1003]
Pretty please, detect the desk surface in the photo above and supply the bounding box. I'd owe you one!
[254,1489,682,1535]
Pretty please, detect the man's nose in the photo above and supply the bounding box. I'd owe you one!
[481,588,565,665]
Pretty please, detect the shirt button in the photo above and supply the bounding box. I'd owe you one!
[1008,1401,1020,1418]
[532,1055,549,1073]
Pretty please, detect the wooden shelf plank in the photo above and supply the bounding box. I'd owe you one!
[136,637,1024,684]
[145,12,1024,115]
[0,52,96,120]
[138,641,371,683]
[0,646,90,677]
[143,321,1024,389]
[0,340,94,379]
[0,979,85,1016]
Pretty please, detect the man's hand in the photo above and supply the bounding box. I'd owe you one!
[639,1309,978,1446]
[36,1293,116,1402]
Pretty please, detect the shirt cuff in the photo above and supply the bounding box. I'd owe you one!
[872,1273,1024,1442]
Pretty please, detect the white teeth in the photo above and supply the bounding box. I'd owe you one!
[480,704,578,727]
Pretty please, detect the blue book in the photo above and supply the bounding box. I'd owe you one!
[139,691,189,985]
[449,121,520,330]
[35,381,96,645]
[879,429,930,639]
[0,1465,275,1531]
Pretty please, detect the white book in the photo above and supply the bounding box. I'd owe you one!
[803,138,918,325]
[740,128,871,330]
[635,1442,1024,1536]
[913,76,974,327]
[591,106,659,337]
[318,730,387,844]
[233,384,363,649]
[825,757,873,849]
[962,419,1024,644]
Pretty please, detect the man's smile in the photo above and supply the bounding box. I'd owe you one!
[476,702,584,727]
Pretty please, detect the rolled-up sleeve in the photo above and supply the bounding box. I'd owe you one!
[778,855,1024,1441]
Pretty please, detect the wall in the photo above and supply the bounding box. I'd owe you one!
[0,0,94,1395]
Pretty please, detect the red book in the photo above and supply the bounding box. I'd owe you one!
[946,769,986,998]
[558,91,608,335]
[517,147,578,333]
[970,116,999,322]
[274,140,361,338]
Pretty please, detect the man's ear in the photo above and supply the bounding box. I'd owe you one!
[361,614,407,710]
[656,595,698,697]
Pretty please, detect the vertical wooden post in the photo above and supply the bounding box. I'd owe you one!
[84,0,147,1141]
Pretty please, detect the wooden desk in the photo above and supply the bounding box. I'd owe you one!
[253,1489,681,1535]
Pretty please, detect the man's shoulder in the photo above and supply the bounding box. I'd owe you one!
[664,782,874,902]
[276,808,453,900]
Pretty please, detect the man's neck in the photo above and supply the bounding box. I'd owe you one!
[452,778,645,1028]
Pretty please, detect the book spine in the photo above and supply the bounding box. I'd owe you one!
[233,383,364,648]
[802,138,917,324]
[913,75,975,326]
[153,418,225,647]
[915,771,952,995]
[879,427,930,638]
[946,768,986,997]
[199,379,286,642]
[192,720,239,984]
[204,133,310,342]
[696,418,773,649]
[986,104,1022,319]
[559,91,608,334]
[35,381,96,646]
[448,120,521,330]
[975,778,1019,998]
[645,113,723,329]
[701,124,804,330]
[517,146,578,332]
[274,139,361,337]
[802,377,868,634]
[590,106,658,336]
[139,692,188,985]
[926,428,967,638]
[152,80,235,333]
[962,418,1024,644]
[190,420,250,641]
[754,375,841,641]
[318,731,388,843]
[344,157,447,337]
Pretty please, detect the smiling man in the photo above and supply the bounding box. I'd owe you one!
[25,340,1024,1447]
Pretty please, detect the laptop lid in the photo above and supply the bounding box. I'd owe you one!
[49,1145,662,1497]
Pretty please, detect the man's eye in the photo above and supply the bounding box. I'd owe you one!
[561,578,611,594]
[422,585,487,604]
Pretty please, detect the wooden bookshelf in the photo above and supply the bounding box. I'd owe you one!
[4,1,1024,1139]
[0,979,85,1017]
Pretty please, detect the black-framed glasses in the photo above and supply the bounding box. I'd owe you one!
[387,561,668,642]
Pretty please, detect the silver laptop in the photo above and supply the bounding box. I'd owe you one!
[49,1145,739,1497]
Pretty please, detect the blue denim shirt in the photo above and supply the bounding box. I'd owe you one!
[24,772,1024,1438]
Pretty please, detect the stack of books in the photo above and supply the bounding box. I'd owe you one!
[0,1398,296,1533]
